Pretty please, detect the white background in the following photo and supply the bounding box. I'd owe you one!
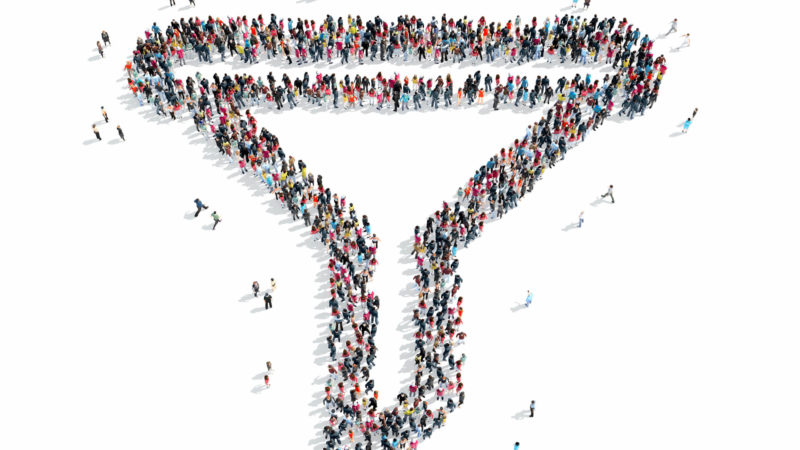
[2,0,799,449]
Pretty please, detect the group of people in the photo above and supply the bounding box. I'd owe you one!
[124,11,668,450]
[128,12,655,69]
[91,106,125,142]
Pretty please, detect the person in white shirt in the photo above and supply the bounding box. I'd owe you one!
[601,185,615,203]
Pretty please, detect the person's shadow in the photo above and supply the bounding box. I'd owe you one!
[512,409,532,420]
[562,221,579,232]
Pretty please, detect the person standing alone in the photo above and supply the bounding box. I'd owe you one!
[601,185,615,203]
[530,400,536,417]
[101,106,109,123]
[252,281,260,297]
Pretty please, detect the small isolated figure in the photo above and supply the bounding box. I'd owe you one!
[525,290,533,307]
[101,30,110,46]
[252,281,260,297]
[264,375,270,388]
[211,211,221,230]
[266,361,272,373]
[578,211,584,228]
[692,107,699,118]
[514,442,520,450]
[530,400,536,417]
[92,124,101,141]
[601,185,615,203]
[96,41,104,58]
[271,278,277,292]
[193,198,208,217]
[667,18,678,35]
[682,118,692,133]
[116,125,125,141]
[101,106,109,123]
[264,292,273,310]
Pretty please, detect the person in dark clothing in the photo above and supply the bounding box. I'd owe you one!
[116,125,125,141]
[92,124,101,140]
[264,292,273,309]
[193,198,209,217]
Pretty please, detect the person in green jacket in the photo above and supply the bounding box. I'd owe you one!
[211,211,221,230]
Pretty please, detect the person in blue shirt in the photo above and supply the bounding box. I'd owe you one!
[193,198,208,217]
[525,290,533,307]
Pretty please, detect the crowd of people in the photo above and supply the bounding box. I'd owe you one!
[129,12,655,69]
[124,11,667,449]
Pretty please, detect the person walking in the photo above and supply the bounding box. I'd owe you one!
[692,108,699,119]
[682,118,692,133]
[666,19,678,35]
[252,281,260,297]
[96,41,104,58]
[188,0,195,6]
[530,400,536,417]
[211,211,221,230]
[601,185,615,203]
[680,33,691,49]
[525,290,533,307]
[193,198,208,217]
[578,211,584,228]
[169,0,175,5]
[271,278,277,292]
[264,375,270,388]
[116,125,125,141]
[264,292,273,310]
[92,124,101,141]
[584,0,591,8]
[101,30,110,46]
[514,443,520,450]
[101,106,109,123]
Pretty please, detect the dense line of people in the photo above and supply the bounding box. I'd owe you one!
[124,12,666,450]
[131,12,653,68]
[128,67,665,115]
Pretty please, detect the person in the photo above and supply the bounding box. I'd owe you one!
[692,107,699,118]
[211,211,221,230]
[188,0,195,5]
[266,361,272,373]
[96,41,104,58]
[116,125,125,141]
[101,106,108,123]
[92,124,101,141]
[601,185,615,203]
[193,199,208,217]
[264,375,270,388]
[584,0,591,8]
[530,400,536,417]
[667,19,678,35]
[578,211,584,228]
[525,290,533,307]
[169,0,175,5]
[271,278,276,292]
[572,0,578,8]
[678,33,691,50]
[682,118,692,133]
[514,443,520,450]
[101,30,110,46]
[252,281,260,297]
[264,292,273,309]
